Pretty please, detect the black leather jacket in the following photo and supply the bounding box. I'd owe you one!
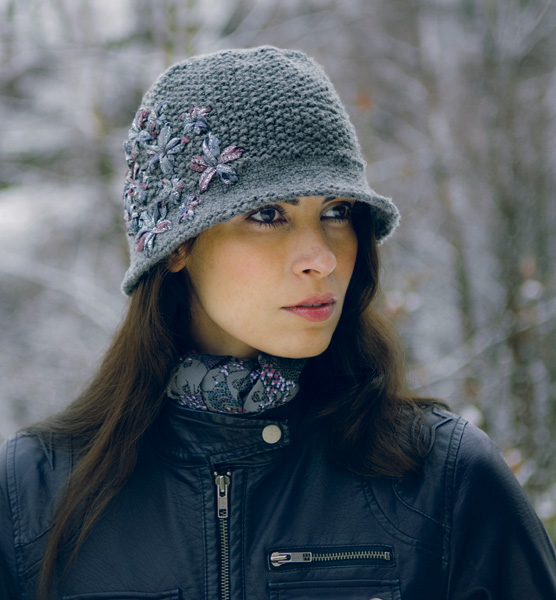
[1,403,555,599]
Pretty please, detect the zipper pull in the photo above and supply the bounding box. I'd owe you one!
[271,551,313,567]
[214,472,231,519]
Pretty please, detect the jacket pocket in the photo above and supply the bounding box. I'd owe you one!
[269,578,401,600]
[62,590,180,600]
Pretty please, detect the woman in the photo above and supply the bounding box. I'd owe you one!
[1,46,555,600]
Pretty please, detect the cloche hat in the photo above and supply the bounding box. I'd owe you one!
[121,45,399,295]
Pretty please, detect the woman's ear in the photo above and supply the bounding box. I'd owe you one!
[167,244,189,273]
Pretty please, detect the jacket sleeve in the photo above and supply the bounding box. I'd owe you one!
[0,439,19,599]
[446,420,556,599]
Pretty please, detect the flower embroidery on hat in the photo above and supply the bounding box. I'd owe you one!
[134,203,172,256]
[178,193,203,222]
[190,133,244,193]
[124,202,142,235]
[123,168,151,236]
[182,106,211,137]
[146,102,170,138]
[124,109,153,163]
[125,103,169,164]
[159,176,186,206]
[146,124,188,176]
[123,165,150,206]
[123,100,247,256]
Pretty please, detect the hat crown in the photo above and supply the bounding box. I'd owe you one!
[139,46,363,170]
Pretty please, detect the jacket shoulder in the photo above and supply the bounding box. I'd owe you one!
[378,408,509,535]
[427,408,534,506]
[441,414,556,595]
[0,432,73,546]
[422,407,466,462]
[364,409,463,551]
[421,407,521,502]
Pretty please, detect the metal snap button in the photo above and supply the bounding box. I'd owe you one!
[262,424,282,444]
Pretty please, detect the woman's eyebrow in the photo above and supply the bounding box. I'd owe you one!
[281,197,338,206]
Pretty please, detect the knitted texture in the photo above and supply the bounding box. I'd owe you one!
[121,46,399,295]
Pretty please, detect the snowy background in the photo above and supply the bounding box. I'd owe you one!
[1,0,555,539]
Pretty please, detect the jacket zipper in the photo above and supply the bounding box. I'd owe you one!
[270,547,392,568]
[214,471,231,600]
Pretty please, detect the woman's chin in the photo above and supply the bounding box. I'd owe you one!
[260,337,332,359]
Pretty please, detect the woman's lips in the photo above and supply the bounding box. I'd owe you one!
[282,294,337,322]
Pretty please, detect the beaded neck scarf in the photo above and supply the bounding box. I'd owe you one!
[165,353,307,415]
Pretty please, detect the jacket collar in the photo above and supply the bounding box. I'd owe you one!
[149,398,300,467]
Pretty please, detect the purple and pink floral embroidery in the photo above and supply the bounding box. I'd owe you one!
[146,124,188,176]
[178,194,203,222]
[190,133,244,193]
[124,203,142,235]
[124,103,170,163]
[182,106,211,137]
[123,165,150,206]
[146,102,170,138]
[159,176,186,206]
[134,205,172,256]
[123,101,246,255]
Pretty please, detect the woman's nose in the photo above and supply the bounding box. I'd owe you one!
[290,231,337,278]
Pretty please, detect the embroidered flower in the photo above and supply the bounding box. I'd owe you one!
[146,124,188,176]
[159,176,186,206]
[123,202,142,235]
[123,166,150,207]
[124,108,155,163]
[178,193,203,222]
[133,108,151,132]
[182,106,211,137]
[190,133,244,193]
[124,102,174,166]
[134,204,172,256]
[146,102,170,139]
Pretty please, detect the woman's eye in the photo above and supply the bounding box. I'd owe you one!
[248,206,286,227]
[323,203,353,220]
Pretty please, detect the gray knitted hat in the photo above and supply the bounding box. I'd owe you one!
[121,45,399,295]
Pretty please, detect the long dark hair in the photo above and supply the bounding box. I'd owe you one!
[31,203,434,597]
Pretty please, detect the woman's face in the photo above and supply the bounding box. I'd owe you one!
[175,196,358,359]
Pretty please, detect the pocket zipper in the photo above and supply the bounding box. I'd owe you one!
[270,546,393,568]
